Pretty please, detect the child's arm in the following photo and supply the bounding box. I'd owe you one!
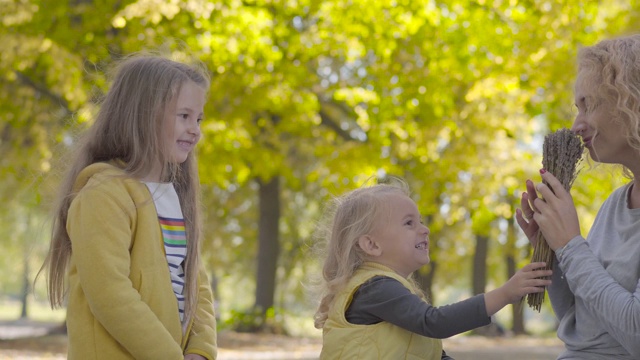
[184,264,217,359]
[484,262,552,316]
[348,266,550,339]
[347,276,490,338]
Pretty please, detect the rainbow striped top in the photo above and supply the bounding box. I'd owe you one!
[144,182,187,323]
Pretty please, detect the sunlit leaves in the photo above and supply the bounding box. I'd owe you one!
[1,0,639,321]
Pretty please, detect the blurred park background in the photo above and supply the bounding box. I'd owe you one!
[2,0,640,357]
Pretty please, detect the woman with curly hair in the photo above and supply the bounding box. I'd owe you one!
[518,33,640,359]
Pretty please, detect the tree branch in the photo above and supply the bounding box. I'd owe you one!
[14,71,72,116]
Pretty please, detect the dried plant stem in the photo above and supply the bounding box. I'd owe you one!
[526,128,583,312]
[527,232,552,312]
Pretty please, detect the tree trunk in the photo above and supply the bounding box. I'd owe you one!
[20,253,29,319]
[472,233,505,336]
[414,262,436,304]
[19,212,31,319]
[253,176,280,319]
[506,216,526,334]
[472,234,489,296]
[414,214,436,303]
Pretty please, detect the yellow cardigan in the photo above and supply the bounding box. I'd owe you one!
[321,262,442,359]
[66,161,217,359]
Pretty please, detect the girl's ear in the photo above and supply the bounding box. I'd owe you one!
[358,235,382,257]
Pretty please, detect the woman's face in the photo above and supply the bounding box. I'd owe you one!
[572,69,631,165]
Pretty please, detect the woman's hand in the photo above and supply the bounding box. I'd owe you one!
[516,179,540,246]
[531,170,581,250]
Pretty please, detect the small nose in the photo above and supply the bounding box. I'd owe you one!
[188,121,201,136]
[422,223,430,235]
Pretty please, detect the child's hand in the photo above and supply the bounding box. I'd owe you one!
[503,262,552,302]
[484,262,552,316]
[184,354,207,360]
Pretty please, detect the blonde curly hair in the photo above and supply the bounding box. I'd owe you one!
[576,33,640,177]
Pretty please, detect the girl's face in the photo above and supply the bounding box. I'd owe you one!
[572,69,631,166]
[164,80,206,164]
[368,193,430,278]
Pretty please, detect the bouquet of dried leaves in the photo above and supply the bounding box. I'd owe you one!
[526,128,584,312]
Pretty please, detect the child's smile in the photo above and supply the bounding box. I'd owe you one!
[177,138,197,153]
[415,241,429,251]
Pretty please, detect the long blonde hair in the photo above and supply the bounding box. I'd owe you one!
[577,33,640,177]
[313,181,415,329]
[42,53,210,326]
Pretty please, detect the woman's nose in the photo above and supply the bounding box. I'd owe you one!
[571,115,587,135]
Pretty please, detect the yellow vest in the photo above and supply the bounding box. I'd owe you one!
[321,262,442,360]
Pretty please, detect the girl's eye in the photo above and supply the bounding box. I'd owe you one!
[405,220,413,226]
[197,118,203,124]
[179,113,189,120]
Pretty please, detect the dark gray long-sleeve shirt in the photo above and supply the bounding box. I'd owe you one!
[346,276,491,360]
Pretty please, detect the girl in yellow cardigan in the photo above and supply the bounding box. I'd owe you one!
[314,181,551,359]
[40,54,217,359]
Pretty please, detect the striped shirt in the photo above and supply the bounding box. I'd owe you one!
[144,182,187,323]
